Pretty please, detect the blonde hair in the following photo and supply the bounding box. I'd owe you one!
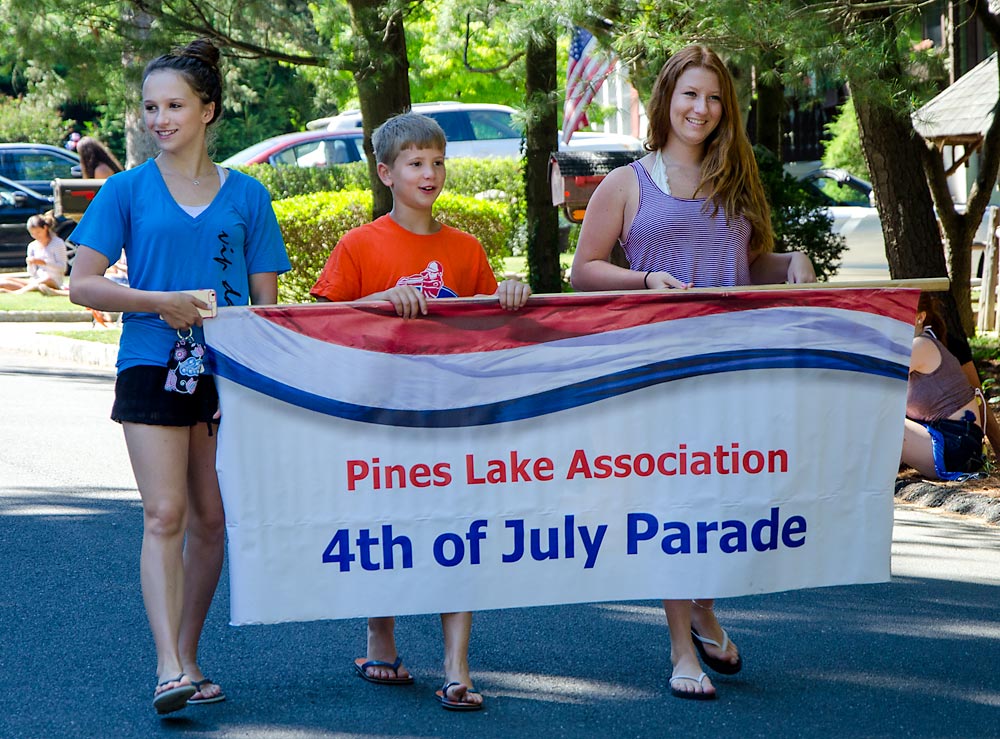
[645,45,773,254]
[372,112,447,166]
[26,213,56,233]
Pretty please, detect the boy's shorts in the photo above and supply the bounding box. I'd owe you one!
[111,365,219,427]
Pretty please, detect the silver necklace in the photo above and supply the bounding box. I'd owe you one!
[158,160,212,186]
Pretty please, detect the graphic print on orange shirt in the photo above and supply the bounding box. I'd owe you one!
[395,260,458,298]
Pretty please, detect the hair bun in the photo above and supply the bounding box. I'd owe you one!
[178,38,220,69]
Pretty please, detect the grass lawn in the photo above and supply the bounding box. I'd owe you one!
[502,253,575,279]
[42,328,121,344]
[0,293,86,312]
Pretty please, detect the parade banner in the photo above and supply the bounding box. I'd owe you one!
[205,289,918,625]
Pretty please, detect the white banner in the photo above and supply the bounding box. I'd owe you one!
[205,289,918,625]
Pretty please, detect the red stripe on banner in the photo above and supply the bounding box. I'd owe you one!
[249,290,919,355]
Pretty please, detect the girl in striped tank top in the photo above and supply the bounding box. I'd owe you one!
[571,45,817,701]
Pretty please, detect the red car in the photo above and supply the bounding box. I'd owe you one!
[221,130,365,167]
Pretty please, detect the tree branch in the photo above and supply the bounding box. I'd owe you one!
[131,0,328,66]
[462,12,523,73]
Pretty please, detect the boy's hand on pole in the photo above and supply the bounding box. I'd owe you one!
[382,285,428,318]
[496,279,532,311]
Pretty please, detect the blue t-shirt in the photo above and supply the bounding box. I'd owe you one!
[71,160,291,371]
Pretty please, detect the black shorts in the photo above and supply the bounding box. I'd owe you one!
[111,365,219,427]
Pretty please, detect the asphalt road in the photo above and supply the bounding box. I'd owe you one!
[1,347,998,739]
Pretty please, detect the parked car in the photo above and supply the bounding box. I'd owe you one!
[0,174,77,269]
[221,130,366,168]
[0,143,81,196]
[310,102,645,158]
[799,168,888,280]
[800,167,994,281]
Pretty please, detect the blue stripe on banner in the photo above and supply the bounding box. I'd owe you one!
[213,349,907,428]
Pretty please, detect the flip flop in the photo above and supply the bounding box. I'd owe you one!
[691,626,743,675]
[187,677,226,705]
[353,656,414,685]
[152,673,196,715]
[435,681,484,711]
[669,672,717,701]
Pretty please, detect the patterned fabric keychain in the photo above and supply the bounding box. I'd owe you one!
[165,328,206,394]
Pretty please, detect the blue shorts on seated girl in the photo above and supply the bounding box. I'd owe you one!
[913,410,985,481]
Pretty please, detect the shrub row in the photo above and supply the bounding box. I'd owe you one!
[272,190,514,304]
[239,157,524,202]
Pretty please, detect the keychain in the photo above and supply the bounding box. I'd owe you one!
[165,328,206,395]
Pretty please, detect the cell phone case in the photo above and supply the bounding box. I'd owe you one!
[186,289,217,318]
[164,329,206,394]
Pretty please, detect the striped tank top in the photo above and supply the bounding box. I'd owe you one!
[622,160,752,287]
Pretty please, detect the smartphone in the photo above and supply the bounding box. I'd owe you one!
[185,289,218,318]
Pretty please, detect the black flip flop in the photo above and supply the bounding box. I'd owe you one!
[691,626,743,675]
[353,656,414,685]
[153,674,197,715]
[436,681,484,711]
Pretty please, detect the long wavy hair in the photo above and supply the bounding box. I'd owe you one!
[77,137,124,178]
[645,45,774,254]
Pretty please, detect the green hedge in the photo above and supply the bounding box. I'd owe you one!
[238,157,522,201]
[238,163,370,200]
[272,190,514,304]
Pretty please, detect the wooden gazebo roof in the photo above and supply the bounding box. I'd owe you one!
[912,54,998,173]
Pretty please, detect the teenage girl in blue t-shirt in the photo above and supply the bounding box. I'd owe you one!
[69,38,290,716]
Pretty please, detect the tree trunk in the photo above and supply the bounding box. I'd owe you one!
[754,51,784,159]
[347,0,411,220]
[121,5,158,168]
[524,27,561,293]
[853,93,969,357]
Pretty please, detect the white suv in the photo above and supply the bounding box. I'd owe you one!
[308,102,643,158]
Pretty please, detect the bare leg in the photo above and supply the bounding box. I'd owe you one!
[179,423,226,699]
[902,419,938,478]
[360,616,411,681]
[690,598,740,668]
[439,611,481,706]
[122,423,192,688]
[663,599,715,697]
[0,277,27,291]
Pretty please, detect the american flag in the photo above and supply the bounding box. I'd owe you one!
[562,27,616,144]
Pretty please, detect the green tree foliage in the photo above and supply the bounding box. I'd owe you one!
[0,96,69,144]
[405,3,525,107]
[821,98,869,180]
[754,145,844,281]
[215,58,324,160]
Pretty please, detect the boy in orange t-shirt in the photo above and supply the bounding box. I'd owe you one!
[310,112,530,711]
[310,114,529,317]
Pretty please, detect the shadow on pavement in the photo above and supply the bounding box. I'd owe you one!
[0,489,996,738]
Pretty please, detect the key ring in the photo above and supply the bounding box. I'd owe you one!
[177,328,194,341]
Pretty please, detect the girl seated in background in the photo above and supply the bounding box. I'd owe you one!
[0,213,68,295]
[902,293,985,480]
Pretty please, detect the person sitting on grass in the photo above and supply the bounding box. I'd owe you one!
[902,292,985,480]
[0,213,68,296]
[310,111,531,712]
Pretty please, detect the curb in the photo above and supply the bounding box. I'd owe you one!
[0,311,95,322]
[0,311,120,323]
[0,322,118,369]
[895,480,1000,526]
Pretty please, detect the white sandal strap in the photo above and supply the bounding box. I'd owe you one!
[692,627,730,652]
[669,672,708,686]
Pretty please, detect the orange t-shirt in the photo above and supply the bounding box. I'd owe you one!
[310,215,499,301]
